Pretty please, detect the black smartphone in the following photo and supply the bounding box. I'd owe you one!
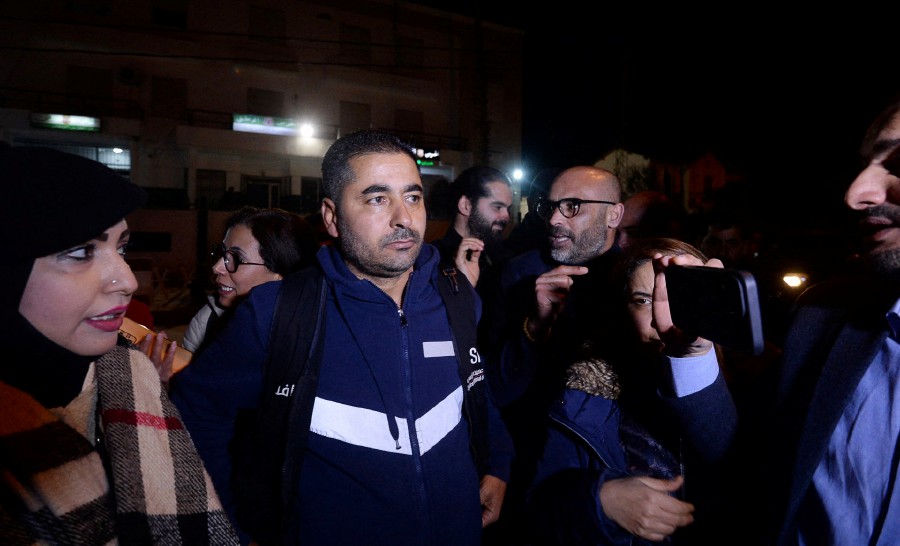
[665,264,765,356]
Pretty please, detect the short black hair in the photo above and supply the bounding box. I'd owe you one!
[321,129,418,206]
[449,166,510,209]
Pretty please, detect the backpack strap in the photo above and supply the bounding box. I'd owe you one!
[438,264,490,475]
[233,265,326,545]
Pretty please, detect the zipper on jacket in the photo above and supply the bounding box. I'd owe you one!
[549,412,615,469]
[396,273,430,537]
[397,275,410,327]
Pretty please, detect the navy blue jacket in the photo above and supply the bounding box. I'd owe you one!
[527,385,634,545]
[172,244,513,546]
[527,360,712,546]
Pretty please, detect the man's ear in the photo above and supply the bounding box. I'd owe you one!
[607,202,625,228]
[322,198,340,239]
[458,195,473,217]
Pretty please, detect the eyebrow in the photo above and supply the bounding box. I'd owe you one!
[630,290,653,298]
[872,138,900,158]
[360,183,423,195]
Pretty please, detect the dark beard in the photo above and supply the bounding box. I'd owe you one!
[866,248,900,283]
[468,208,506,244]
[856,204,900,283]
[338,220,422,278]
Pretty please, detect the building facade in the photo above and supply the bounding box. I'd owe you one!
[0,0,523,317]
[0,0,523,211]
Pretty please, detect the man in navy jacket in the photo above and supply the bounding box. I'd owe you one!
[171,129,512,545]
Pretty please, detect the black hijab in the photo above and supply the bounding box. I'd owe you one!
[0,146,146,407]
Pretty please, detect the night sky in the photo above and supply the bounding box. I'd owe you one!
[420,3,900,230]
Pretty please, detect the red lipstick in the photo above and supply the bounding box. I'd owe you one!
[87,305,129,332]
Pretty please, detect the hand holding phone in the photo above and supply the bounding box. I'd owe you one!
[120,317,193,374]
[664,265,765,356]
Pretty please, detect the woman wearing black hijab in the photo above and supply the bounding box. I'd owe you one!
[0,146,238,544]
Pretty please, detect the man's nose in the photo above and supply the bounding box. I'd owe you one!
[846,163,889,210]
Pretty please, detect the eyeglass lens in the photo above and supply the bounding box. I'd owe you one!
[211,243,267,273]
[537,199,578,219]
[211,244,237,273]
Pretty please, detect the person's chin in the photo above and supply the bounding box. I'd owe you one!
[862,231,900,256]
[72,333,118,357]
[550,247,574,263]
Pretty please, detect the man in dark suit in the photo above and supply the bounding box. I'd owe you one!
[657,95,900,545]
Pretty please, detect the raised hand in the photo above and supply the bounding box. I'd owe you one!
[526,265,588,341]
[454,237,486,287]
[651,254,724,357]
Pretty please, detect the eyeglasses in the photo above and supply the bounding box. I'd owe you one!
[211,243,267,273]
[535,197,618,219]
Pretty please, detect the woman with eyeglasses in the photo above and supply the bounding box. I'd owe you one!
[182,206,318,356]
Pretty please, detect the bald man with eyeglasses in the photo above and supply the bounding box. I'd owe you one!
[480,166,627,546]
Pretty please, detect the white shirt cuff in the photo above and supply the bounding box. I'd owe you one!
[667,350,719,397]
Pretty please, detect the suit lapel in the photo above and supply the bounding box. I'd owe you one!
[786,308,888,525]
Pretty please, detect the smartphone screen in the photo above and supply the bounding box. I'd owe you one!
[665,265,765,356]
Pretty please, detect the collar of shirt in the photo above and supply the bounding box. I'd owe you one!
[885,297,900,338]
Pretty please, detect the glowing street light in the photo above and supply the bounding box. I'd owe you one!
[783,273,807,288]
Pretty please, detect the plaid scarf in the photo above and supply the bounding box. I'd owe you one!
[0,345,239,545]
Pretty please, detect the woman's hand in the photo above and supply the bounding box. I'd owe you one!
[599,475,694,542]
[651,253,724,357]
[139,330,177,385]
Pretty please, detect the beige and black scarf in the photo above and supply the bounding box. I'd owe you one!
[0,345,239,545]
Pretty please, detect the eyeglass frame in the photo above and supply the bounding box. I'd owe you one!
[535,197,618,219]
[210,242,267,273]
